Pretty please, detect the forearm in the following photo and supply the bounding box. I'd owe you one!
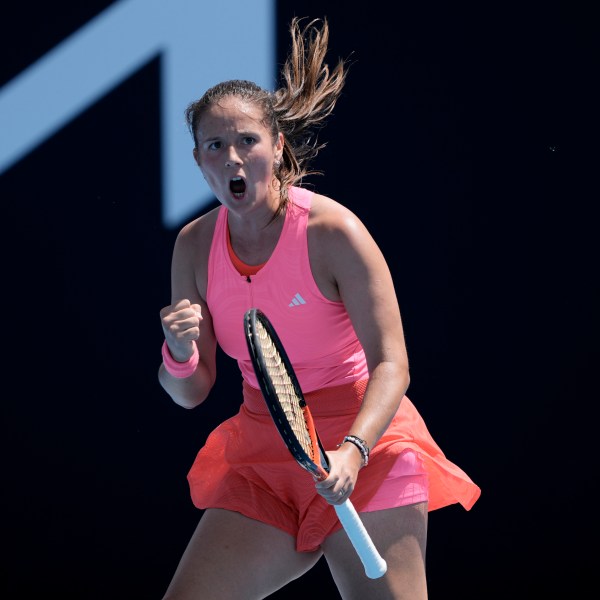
[345,362,410,451]
[158,359,215,409]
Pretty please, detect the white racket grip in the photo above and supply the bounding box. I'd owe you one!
[334,500,388,579]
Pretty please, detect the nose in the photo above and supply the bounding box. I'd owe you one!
[224,147,241,167]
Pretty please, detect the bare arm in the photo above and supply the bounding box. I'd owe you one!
[310,196,410,501]
[158,216,218,409]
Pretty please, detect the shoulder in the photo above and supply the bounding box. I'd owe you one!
[172,206,221,301]
[174,206,221,258]
[308,192,370,249]
[305,192,386,301]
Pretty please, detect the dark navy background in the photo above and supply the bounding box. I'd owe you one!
[2,2,597,598]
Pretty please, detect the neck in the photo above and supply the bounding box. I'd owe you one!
[227,207,285,266]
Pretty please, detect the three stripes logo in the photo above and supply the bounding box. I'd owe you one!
[288,293,306,307]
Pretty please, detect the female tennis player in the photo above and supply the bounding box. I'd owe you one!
[158,17,481,599]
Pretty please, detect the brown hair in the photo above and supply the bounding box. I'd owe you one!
[184,17,348,212]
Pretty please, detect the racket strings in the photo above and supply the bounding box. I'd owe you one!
[256,324,315,458]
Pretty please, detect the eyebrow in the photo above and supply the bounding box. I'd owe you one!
[199,130,258,142]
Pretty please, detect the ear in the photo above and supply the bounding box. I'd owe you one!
[193,147,200,166]
[275,132,284,162]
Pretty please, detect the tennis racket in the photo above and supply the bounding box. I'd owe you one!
[243,308,387,579]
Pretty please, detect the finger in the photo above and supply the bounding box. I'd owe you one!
[160,299,193,320]
[321,487,348,506]
[333,489,346,505]
[172,298,192,310]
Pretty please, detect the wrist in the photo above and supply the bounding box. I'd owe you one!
[338,434,370,467]
[161,340,199,378]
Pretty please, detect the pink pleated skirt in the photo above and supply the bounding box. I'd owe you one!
[187,379,481,552]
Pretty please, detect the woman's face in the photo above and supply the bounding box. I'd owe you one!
[193,96,283,213]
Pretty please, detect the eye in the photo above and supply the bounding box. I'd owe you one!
[207,141,223,151]
[242,136,256,146]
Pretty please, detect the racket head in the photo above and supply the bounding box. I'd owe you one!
[244,308,329,480]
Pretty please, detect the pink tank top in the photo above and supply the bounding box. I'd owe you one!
[206,186,369,393]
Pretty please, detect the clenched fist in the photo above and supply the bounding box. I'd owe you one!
[160,299,202,362]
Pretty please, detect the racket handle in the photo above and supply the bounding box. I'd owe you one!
[334,500,388,579]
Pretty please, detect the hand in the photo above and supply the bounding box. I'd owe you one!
[314,443,363,506]
[160,299,202,362]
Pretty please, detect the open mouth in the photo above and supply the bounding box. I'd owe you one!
[230,177,246,199]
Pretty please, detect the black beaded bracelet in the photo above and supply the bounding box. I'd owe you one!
[338,434,370,467]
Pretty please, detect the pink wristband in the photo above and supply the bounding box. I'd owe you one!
[161,340,199,378]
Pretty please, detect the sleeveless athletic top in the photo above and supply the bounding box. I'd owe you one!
[206,186,369,393]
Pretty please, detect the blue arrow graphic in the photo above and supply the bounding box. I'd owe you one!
[0,0,275,228]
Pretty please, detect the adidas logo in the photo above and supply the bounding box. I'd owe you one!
[288,293,306,307]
